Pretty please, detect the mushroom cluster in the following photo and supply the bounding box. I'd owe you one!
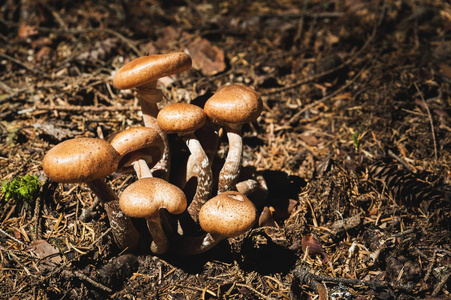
[42,52,267,255]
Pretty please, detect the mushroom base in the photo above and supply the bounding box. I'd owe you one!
[87,179,140,251]
[146,212,170,254]
[172,232,224,256]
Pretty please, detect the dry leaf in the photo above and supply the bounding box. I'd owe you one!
[299,133,320,146]
[17,23,38,40]
[187,37,226,76]
[26,239,62,263]
[33,123,83,141]
[439,63,451,80]
[302,233,329,264]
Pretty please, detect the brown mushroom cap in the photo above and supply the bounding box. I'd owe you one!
[203,84,262,126]
[113,52,192,90]
[198,191,257,238]
[119,177,187,218]
[43,138,119,183]
[157,103,206,134]
[110,126,164,172]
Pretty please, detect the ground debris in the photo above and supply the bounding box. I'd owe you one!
[0,0,450,299]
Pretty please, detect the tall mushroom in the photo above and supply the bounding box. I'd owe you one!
[42,138,140,251]
[156,103,212,221]
[113,52,192,180]
[119,177,187,254]
[110,126,164,179]
[173,191,257,256]
[204,84,262,193]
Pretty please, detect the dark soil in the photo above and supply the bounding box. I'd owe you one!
[0,0,450,299]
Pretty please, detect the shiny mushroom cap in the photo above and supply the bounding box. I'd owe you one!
[110,126,164,173]
[113,52,192,90]
[203,84,262,129]
[119,177,187,218]
[157,103,206,134]
[43,138,119,183]
[199,191,257,238]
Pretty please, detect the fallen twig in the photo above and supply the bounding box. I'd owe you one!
[0,52,42,74]
[235,283,274,300]
[423,249,436,283]
[35,104,141,112]
[62,270,113,293]
[292,265,389,290]
[291,266,328,300]
[0,227,25,246]
[387,149,415,173]
[79,196,101,222]
[414,83,438,162]
[32,190,42,241]
[432,269,451,296]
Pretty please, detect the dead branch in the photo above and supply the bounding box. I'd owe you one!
[414,83,438,162]
[35,104,141,112]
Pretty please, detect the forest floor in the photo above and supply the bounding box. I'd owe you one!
[0,0,450,299]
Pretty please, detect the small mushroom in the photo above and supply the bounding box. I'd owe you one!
[174,191,257,256]
[42,138,140,251]
[258,206,278,235]
[119,177,187,254]
[157,103,213,221]
[110,126,164,179]
[204,84,262,193]
[302,233,329,264]
[113,52,192,180]
[258,206,277,227]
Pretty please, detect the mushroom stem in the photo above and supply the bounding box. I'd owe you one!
[137,81,170,181]
[235,175,268,203]
[145,212,169,254]
[218,127,243,193]
[185,124,220,183]
[173,232,224,256]
[184,134,213,221]
[137,81,160,125]
[235,179,258,196]
[132,159,153,179]
[86,179,140,251]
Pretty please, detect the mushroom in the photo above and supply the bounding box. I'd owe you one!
[113,52,192,180]
[258,206,278,235]
[204,84,262,193]
[173,191,257,256]
[110,126,164,179]
[119,177,187,254]
[302,233,329,264]
[111,126,178,237]
[156,103,212,221]
[42,138,140,251]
